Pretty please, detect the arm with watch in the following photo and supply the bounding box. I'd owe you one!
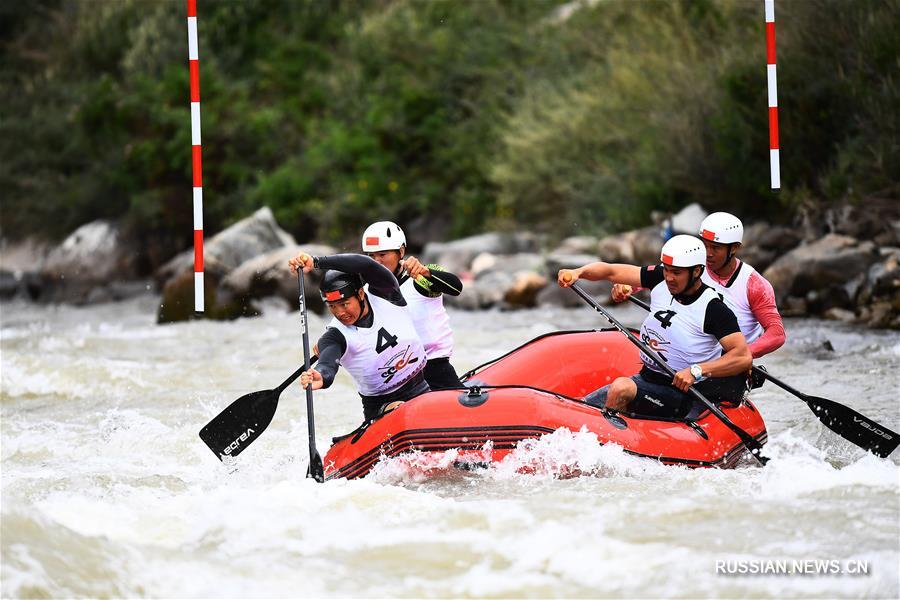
[672,332,753,392]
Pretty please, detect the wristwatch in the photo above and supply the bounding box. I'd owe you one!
[690,364,703,380]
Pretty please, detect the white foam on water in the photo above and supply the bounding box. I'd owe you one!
[2,301,898,598]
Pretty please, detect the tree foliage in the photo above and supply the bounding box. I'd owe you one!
[1,0,896,263]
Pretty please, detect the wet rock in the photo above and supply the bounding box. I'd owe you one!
[670,202,708,235]
[218,244,335,316]
[404,212,452,253]
[797,200,900,244]
[859,301,900,329]
[740,224,802,272]
[446,270,516,310]
[781,296,808,317]
[473,253,545,278]
[421,232,540,275]
[554,236,599,255]
[596,226,664,265]
[536,280,613,308]
[0,270,19,299]
[544,253,601,275]
[35,221,143,304]
[595,235,634,263]
[763,234,879,305]
[504,272,549,308]
[805,287,853,313]
[0,237,51,273]
[157,207,296,323]
[824,307,857,323]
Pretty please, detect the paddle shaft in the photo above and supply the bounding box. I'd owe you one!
[568,282,767,465]
[274,355,319,396]
[298,271,325,482]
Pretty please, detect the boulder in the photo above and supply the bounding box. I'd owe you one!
[421,232,540,275]
[504,272,549,308]
[545,253,602,275]
[157,207,296,322]
[762,234,880,305]
[855,248,900,329]
[596,226,664,265]
[217,244,336,315]
[35,221,143,304]
[473,253,545,278]
[780,296,808,317]
[740,223,803,272]
[824,307,857,323]
[595,234,635,263]
[0,236,48,299]
[0,237,51,273]
[445,270,516,310]
[536,279,613,308]
[0,270,19,299]
[404,212,452,253]
[554,236,599,255]
[670,202,708,235]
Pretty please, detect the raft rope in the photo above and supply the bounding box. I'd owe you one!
[765,0,780,189]
[187,0,204,311]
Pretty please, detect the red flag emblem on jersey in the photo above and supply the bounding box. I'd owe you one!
[701,229,716,241]
[661,254,674,265]
[365,237,379,246]
[324,290,342,301]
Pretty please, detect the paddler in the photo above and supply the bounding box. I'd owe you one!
[288,252,429,421]
[558,235,753,418]
[612,212,786,365]
[360,221,464,390]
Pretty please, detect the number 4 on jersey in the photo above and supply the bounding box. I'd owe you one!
[375,327,399,353]
[653,309,676,329]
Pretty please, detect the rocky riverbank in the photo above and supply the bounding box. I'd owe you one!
[2,203,898,329]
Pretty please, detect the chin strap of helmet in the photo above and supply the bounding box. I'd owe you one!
[673,265,705,302]
[350,293,368,327]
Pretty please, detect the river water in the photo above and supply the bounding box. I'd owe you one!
[1,294,898,598]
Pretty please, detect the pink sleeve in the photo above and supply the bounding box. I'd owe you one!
[746,272,786,358]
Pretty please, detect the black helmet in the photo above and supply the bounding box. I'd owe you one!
[320,270,363,302]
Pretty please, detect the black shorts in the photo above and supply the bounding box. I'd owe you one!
[360,371,430,421]
[423,357,463,390]
[583,368,746,420]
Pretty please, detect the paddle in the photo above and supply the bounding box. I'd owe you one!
[566,279,768,465]
[199,357,315,460]
[625,294,899,458]
[298,270,325,482]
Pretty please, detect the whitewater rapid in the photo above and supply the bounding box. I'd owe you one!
[2,295,898,598]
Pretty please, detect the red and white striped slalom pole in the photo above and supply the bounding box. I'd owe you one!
[187,0,204,311]
[765,0,780,189]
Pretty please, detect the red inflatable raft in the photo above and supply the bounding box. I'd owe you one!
[322,330,767,480]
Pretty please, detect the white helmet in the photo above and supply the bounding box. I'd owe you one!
[361,221,406,252]
[660,235,706,268]
[699,212,743,244]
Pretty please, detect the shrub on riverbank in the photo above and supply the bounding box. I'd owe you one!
[2,0,896,268]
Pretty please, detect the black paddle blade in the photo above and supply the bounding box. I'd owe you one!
[806,395,900,458]
[199,389,280,460]
[307,450,325,482]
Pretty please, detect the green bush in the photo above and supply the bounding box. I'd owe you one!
[1,0,896,264]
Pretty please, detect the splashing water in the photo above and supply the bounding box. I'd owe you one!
[2,296,898,598]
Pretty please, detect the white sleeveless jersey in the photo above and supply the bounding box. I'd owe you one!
[328,294,426,396]
[639,283,723,374]
[399,276,454,359]
[701,261,764,343]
